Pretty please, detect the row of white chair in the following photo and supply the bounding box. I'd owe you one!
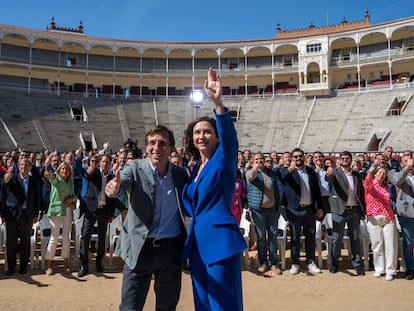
[0,219,37,272]
[239,210,289,270]
[0,207,123,271]
[241,211,407,272]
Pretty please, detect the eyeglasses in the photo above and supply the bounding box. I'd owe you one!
[90,159,98,163]
[292,155,303,159]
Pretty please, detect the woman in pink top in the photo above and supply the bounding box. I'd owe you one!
[231,170,247,225]
[364,160,398,281]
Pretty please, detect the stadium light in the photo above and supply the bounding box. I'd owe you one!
[190,89,204,117]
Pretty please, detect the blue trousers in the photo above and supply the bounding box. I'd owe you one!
[251,207,279,266]
[189,242,243,311]
[397,215,414,272]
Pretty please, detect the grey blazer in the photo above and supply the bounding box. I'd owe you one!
[326,167,365,216]
[389,167,414,218]
[115,158,188,269]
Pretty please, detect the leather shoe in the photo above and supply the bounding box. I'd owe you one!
[78,266,89,277]
[96,262,103,273]
[329,265,338,274]
[356,267,365,276]
[405,271,414,280]
[19,266,28,275]
[6,268,14,276]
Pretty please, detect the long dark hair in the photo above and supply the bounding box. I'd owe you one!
[184,116,218,161]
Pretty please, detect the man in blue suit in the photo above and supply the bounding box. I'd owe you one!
[1,158,41,275]
[282,148,323,275]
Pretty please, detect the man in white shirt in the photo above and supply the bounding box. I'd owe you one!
[326,151,366,275]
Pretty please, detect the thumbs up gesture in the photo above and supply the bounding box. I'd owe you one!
[105,169,121,197]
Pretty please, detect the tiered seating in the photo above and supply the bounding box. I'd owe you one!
[263,84,273,95]
[115,85,123,95]
[275,82,297,93]
[236,86,245,95]
[222,86,231,96]
[247,85,259,95]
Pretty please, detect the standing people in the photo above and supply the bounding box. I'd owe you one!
[231,170,247,225]
[78,154,115,277]
[246,152,281,276]
[282,148,323,275]
[326,151,366,275]
[364,160,398,280]
[105,125,188,310]
[181,68,246,310]
[44,162,77,275]
[313,151,332,218]
[1,158,41,275]
[389,153,414,280]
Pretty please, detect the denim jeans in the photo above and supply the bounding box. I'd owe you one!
[397,215,414,272]
[251,207,279,266]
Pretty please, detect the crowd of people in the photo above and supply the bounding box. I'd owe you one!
[236,146,414,282]
[1,70,414,311]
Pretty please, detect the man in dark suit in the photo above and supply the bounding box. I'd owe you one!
[326,150,366,275]
[105,125,188,311]
[78,154,115,277]
[282,148,323,275]
[1,158,41,275]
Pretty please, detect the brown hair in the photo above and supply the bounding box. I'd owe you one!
[145,125,175,148]
[184,116,217,161]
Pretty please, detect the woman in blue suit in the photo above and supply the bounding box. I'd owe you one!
[182,68,247,311]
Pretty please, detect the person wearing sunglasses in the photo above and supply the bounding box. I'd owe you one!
[282,148,323,275]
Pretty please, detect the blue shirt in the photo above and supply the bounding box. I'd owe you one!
[147,162,181,239]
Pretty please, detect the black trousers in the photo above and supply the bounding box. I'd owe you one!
[120,237,183,311]
[79,208,108,267]
[287,206,317,265]
[5,210,32,270]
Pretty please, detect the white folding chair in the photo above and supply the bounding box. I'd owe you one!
[73,208,100,268]
[2,220,38,271]
[315,219,323,269]
[395,216,407,272]
[39,215,53,270]
[239,209,251,269]
[359,219,371,271]
[30,222,39,269]
[277,215,289,271]
[107,214,123,268]
[0,217,6,253]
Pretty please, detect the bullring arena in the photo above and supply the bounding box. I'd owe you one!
[1,11,414,311]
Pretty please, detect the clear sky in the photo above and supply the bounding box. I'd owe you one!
[0,0,412,42]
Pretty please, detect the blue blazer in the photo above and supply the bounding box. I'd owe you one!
[282,166,322,212]
[182,112,247,265]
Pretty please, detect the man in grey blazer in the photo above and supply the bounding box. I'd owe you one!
[389,152,414,280]
[326,151,366,275]
[106,125,188,311]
